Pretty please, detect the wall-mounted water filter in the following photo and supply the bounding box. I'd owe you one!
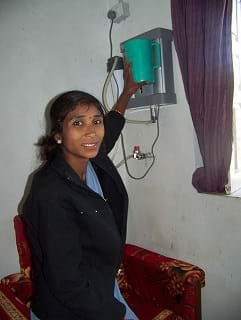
[122,38,161,84]
[120,27,176,109]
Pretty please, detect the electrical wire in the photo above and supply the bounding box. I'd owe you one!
[102,18,115,113]
[109,18,114,58]
[120,106,160,180]
[108,18,119,100]
[112,73,119,99]
[102,56,118,113]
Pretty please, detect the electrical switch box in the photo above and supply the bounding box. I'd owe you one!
[108,1,130,24]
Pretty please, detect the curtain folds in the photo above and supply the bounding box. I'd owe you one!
[171,0,234,193]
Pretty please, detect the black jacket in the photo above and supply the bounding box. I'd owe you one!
[22,111,128,320]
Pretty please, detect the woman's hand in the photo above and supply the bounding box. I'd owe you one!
[112,61,147,115]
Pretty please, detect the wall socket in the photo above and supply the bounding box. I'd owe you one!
[108,1,130,23]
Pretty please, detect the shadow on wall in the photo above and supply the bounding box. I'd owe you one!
[18,93,62,214]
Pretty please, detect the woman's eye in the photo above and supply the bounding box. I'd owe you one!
[73,120,83,126]
[94,119,103,125]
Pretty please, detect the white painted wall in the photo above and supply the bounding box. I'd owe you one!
[0,0,110,274]
[1,1,241,320]
[108,1,241,320]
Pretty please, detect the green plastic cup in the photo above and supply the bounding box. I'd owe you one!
[123,38,161,83]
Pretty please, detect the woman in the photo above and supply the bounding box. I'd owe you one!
[22,64,144,320]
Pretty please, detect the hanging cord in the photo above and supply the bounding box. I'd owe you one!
[109,18,114,58]
[102,16,115,113]
[120,106,160,180]
[112,74,119,101]
[110,73,119,105]
[102,56,118,113]
[108,15,119,101]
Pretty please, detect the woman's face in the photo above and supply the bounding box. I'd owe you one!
[57,103,104,164]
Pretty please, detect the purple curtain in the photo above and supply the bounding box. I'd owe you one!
[171,0,234,193]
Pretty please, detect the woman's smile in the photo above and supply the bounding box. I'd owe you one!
[81,142,99,150]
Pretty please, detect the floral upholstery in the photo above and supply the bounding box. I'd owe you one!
[13,216,32,274]
[1,273,32,307]
[0,216,205,320]
[0,283,30,320]
[0,216,32,320]
[117,244,205,320]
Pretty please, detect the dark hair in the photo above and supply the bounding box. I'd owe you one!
[37,90,105,161]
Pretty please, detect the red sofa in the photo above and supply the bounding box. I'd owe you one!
[0,216,205,320]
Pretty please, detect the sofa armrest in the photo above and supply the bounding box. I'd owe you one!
[118,244,205,320]
[0,282,30,320]
[1,273,32,307]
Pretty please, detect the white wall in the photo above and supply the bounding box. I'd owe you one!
[1,1,241,320]
[0,0,110,275]
[108,1,241,320]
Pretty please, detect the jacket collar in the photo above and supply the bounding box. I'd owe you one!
[50,152,89,189]
[50,151,113,191]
